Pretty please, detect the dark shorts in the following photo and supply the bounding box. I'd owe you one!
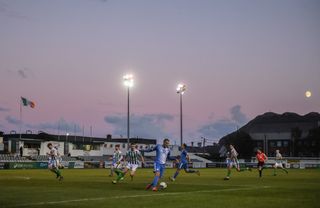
[258,161,265,168]
[178,162,188,170]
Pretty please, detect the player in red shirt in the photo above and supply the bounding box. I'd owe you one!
[256,149,268,178]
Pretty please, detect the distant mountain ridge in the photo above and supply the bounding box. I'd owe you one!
[247,112,320,124]
[240,112,320,133]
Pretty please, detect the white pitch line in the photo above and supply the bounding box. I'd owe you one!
[0,176,31,180]
[6,186,270,208]
[172,183,260,187]
[15,176,31,180]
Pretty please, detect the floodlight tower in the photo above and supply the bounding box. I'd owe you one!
[176,83,186,146]
[123,74,134,149]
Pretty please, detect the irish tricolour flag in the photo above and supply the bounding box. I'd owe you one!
[21,97,35,108]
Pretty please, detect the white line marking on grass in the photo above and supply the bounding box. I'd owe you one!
[112,181,265,188]
[0,176,31,180]
[15,176,31,180]
[174,183,260,187]
[7,186,270,207]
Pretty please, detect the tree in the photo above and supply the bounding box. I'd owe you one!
[291,127,302,157]
[303,127,320,157]
[218,131,254,159]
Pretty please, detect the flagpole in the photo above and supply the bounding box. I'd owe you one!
[82,125,84,143]
[19,97,22,140]
[58,122,60,141]
[74,124,76,143]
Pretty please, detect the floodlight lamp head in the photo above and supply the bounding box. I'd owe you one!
[123,74,134,87]
[176,83,186,94]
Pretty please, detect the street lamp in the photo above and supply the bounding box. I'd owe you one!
[123,74,134,149]
[176,83,186,146]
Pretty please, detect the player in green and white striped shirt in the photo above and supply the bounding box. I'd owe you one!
[112,143,144,183]
[109,144,123,177]
[273,149,288,176]
[224,144,251,180]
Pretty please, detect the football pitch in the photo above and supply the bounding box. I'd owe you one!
[0,168,319,208]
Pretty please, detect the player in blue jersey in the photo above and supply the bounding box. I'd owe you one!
[143,138,175,191]
[170,143,200,181]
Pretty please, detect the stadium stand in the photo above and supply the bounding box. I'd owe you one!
[0,154,31,162]
[30,155,48,161]
[190,159,203,162]
[61,156,77,162]
[30,155,77,162]
[77,155,110,161]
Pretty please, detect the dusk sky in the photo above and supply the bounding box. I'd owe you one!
[0,0,319,145]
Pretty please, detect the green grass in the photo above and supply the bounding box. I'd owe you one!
[0,168,319,208]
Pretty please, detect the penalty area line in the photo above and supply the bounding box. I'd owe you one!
[7,186,271,208]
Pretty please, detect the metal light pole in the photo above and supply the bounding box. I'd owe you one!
[176,83,186,146]
[127,86,130,148]
[123,74,134,149]
[65,133,69,155]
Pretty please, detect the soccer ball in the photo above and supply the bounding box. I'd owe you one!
[159,182,167,189]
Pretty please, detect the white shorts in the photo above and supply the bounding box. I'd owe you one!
[48,159,60,168]
[274,162,284,168]
[126,163,139,171]
[112,162,122,169]
[226,159,239,169]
